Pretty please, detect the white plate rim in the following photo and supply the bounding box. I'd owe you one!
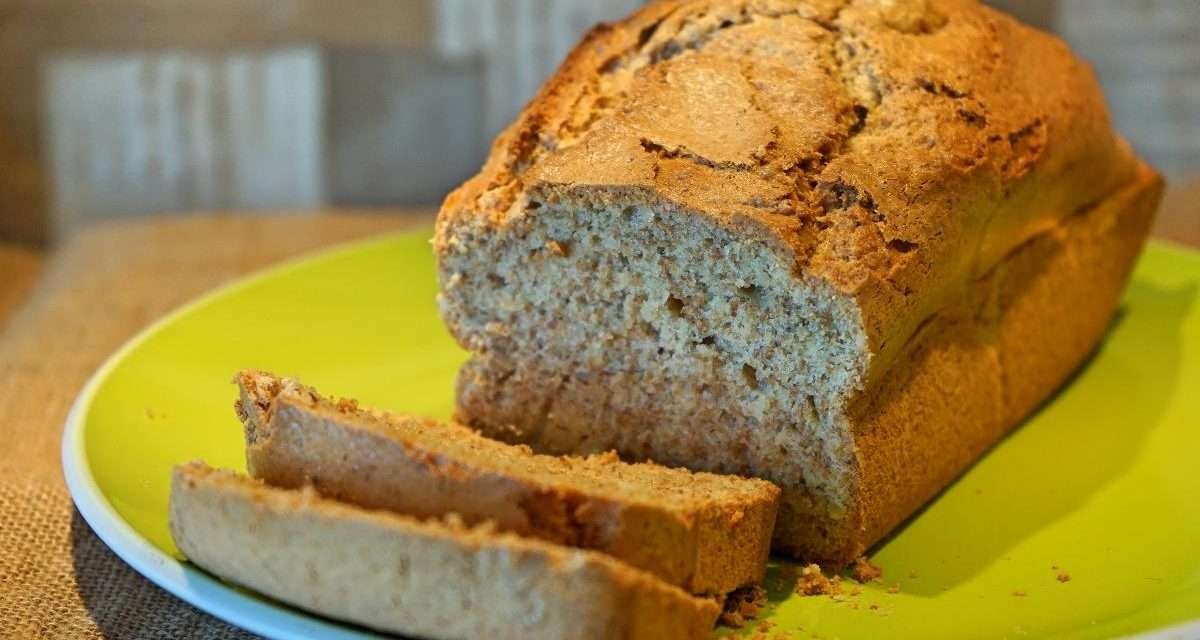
[60,235,404,640]
[59,236,1200,640]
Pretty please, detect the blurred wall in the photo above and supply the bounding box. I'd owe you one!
[1,0,442,247]
[1056,1,1200,183]
[0,0,1196,247]
[0,0,641,246]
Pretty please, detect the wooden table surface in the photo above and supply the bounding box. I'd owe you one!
[0,195,1194,637]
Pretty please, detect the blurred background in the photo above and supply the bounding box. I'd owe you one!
[0,0,1196,249]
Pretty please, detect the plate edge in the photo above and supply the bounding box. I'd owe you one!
[58,231,426,639]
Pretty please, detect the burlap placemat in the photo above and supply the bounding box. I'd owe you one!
[0,480,251,639]
[0,212,424,638]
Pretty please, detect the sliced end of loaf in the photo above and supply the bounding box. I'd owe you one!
[437,194,870,560]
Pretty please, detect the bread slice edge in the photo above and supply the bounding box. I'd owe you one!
[169,461,721,640]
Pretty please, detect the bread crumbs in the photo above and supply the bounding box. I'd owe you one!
[1012,590,1027,597]
[1057,571,1071,583]
[720,585,767,628]
[851,556,884,583]
[796,564,841,596]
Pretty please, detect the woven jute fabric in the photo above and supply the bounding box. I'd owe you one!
[0,213,424,638]
[0,480,251,639]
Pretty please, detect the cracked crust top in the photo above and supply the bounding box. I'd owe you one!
[435,0,1139,388]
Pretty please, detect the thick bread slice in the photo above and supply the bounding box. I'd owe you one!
[170,462,720,640]
[235,370,779,595]
[434,0,1165,563]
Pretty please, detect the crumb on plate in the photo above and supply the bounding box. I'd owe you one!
[796,563,841,596]
[720,585,767,628]
[851,556,883,583]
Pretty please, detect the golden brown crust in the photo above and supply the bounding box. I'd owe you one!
[848,162,1161,557]
[436,0,1137,385]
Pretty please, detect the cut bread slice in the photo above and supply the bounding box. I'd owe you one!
[234,370,779,596]
[170,462,720,640]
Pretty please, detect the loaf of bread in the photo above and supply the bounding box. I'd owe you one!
[434,0,1163,563]
[235,369,778,595]
[170,462,719,640]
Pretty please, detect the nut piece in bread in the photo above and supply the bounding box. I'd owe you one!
[434,0,1164,562]
[235,369,779,596]
[169,462,720,640]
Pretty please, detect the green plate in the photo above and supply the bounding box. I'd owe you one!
[63,230,1200,639]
